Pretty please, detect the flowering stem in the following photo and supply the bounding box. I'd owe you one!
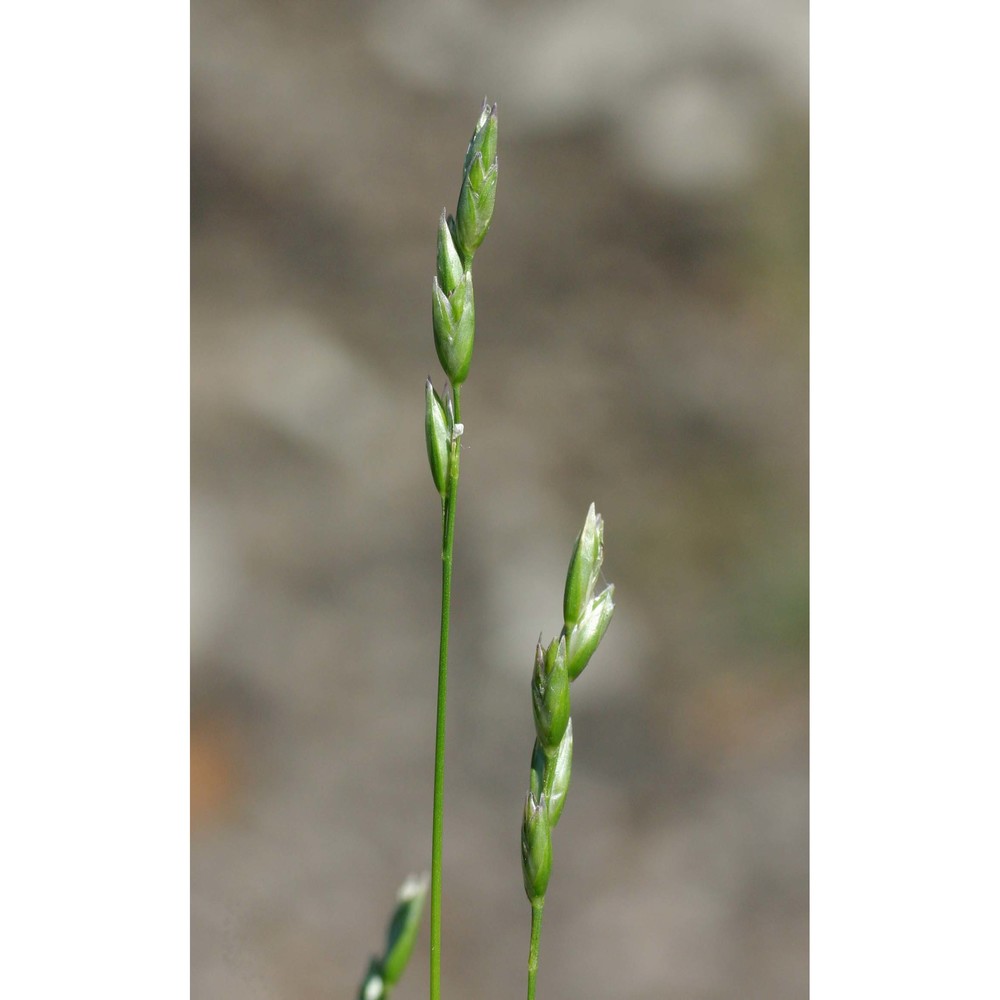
[526,899,544,1000]
[430,387,462,1000]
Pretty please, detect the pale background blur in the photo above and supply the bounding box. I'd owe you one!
[191,1,808,997]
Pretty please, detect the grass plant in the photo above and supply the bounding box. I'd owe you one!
[357,99,615,1000]
[522,504,615,1000]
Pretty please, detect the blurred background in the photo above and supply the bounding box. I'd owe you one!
[191,1,808,997]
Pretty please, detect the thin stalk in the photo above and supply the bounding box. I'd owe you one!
[526,899,545,1000]
[429,386,462,1000]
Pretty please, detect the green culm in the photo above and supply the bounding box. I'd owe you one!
[522,503,615,1000]
[357,99,616,1000]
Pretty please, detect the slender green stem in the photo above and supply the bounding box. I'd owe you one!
[430,386,462,1000]
[527,899,545,1000]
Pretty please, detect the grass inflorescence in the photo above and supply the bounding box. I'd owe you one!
[357,99,616,1000]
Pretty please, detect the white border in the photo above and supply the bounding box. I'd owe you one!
[2,4,190,996]
[812,2,998,995]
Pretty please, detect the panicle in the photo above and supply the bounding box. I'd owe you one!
[426,99,497,409]
[518,506,615,914]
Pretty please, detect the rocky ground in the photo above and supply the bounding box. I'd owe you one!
[192,2,808,997]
